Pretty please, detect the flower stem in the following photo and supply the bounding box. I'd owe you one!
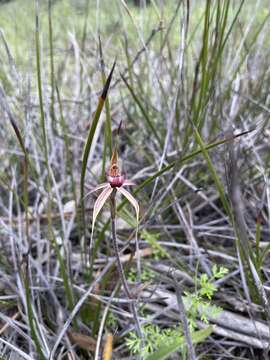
[110,190,143,340]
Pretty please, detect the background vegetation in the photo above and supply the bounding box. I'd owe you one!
[0,0,270,359]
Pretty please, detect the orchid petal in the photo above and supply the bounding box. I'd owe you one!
[123,180,136,186]
[90,185,113,252]
[85,183,110,199]
[117,187,139,222]
[117,186,141,277]
[93,185,113,223]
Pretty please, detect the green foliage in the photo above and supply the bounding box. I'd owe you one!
[126,323,213,359]
[145,326,213,360]
[141,230,167,259]
[212,265,229,279]
[184,265,228,330]
[128,266,155,282]
[126,265,228,357]
[126,324,183,358]
[106,312,117,328]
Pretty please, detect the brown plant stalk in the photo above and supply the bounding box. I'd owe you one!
[110,190,143,340]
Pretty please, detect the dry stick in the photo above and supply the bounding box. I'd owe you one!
[110,190,143,341]
[0,312,20,336]
[174,280,196,360]
[227,130,270,354]
[172,189,211,277]
[49,261,113,359]
[94,286,117,360]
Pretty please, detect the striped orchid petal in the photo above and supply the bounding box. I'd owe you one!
[84,183,110,199]
[123,180,136,186]
[90,185,113,252]
[117,187,139,222]
[92,185,113,228]
[117,186,141,277]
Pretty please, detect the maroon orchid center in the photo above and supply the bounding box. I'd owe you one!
[107,174,125,188]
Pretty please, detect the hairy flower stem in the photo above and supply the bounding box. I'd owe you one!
[110,190,143,340]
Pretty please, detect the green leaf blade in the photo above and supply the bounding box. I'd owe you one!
[145,326,213,360]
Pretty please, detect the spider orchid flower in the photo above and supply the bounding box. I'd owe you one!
[89,148,139,247]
